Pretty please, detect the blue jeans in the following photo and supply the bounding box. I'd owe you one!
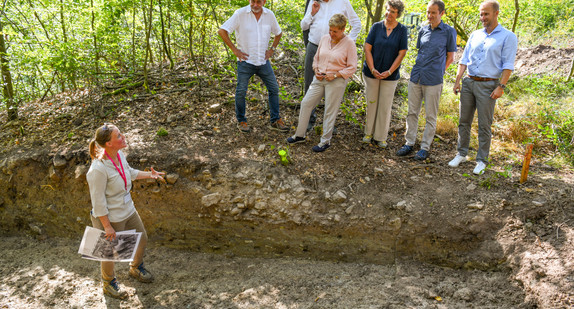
[235,60,280,124]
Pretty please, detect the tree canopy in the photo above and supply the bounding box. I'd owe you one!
[0,0,572,120]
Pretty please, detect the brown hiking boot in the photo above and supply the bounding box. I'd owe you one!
[237,122,250,133]
[269,118,289,133]
[103,278,128,299]
[129,263,154,283]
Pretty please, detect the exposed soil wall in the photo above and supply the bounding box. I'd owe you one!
[0,147,525,268]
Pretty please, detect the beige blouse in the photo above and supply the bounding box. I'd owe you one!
[312,34,358,80]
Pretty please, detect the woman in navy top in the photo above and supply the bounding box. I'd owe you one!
[362,0,408,148]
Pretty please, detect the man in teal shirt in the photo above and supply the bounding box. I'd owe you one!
[396,0,456,160]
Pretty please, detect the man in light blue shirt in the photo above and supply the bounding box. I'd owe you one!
[396,0,457,160]
[448,0,517,175]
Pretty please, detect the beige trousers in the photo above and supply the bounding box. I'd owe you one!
[363,74,399,142]
[405,81,444,151]
[91,211,148,281]
[295,77,347,145]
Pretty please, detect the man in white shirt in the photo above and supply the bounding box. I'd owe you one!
[218,0,289,133]
[300,0,361,131]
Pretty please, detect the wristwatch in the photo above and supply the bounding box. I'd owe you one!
[498,83,506,89]
[270,46,276,51]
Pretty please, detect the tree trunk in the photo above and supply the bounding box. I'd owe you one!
[364,0,372,33]
[132,4,136,70]
[512,0,520,33]
[27,0,51,40]
[373,0,384,25]
[91,0,100,84]
[0,22,17,121]
[143,0,154,91]
[447,16,469,43]
[364,0,384,32]
[158,0,174,69]
[187,2,200,78]
[568,57,574,82]
[59,0,67,91]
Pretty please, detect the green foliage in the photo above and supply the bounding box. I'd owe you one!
[511,75,574,99]
[340,90,365,129]
[516,0,574,46]
[156,127,169,137]
[278,148,290,166]
[478,165,512,189]
[535,107,574,162]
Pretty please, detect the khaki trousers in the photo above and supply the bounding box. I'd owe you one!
[91,211,148,281]
[295,77,347,145]
[405,81,444,151]
[363,74,399,142]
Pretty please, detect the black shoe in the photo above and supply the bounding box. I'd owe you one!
[287,136,306,144]
[396,145,414,156]
[312,142,330,152]
[413,149,429,161]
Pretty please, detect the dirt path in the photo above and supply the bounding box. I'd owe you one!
[0,236,531,308]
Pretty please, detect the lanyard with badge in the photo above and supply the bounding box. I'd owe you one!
[105,151,132,205]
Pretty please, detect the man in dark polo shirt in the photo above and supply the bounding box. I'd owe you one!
[396,0,457,160]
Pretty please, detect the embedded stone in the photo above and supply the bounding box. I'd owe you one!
[254,201,267,210]
[49,166,60,182]
[388,217,402,231]
[453,287,473,301]
[53,156,67,169]
[208,103,222,113]
[166,173,179,184]
[75,165,88,181]
[331,190,347,203]
[29,224,42,235]
[201,192,221,207]
[467,202,484,210]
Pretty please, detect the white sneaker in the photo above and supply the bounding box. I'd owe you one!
[473,161,487,175]
[448,154,467,167]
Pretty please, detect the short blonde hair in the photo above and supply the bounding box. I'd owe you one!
[329,14,347,30]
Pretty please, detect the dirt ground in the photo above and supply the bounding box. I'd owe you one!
[0,45,573,308]
[0,236,531,308]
